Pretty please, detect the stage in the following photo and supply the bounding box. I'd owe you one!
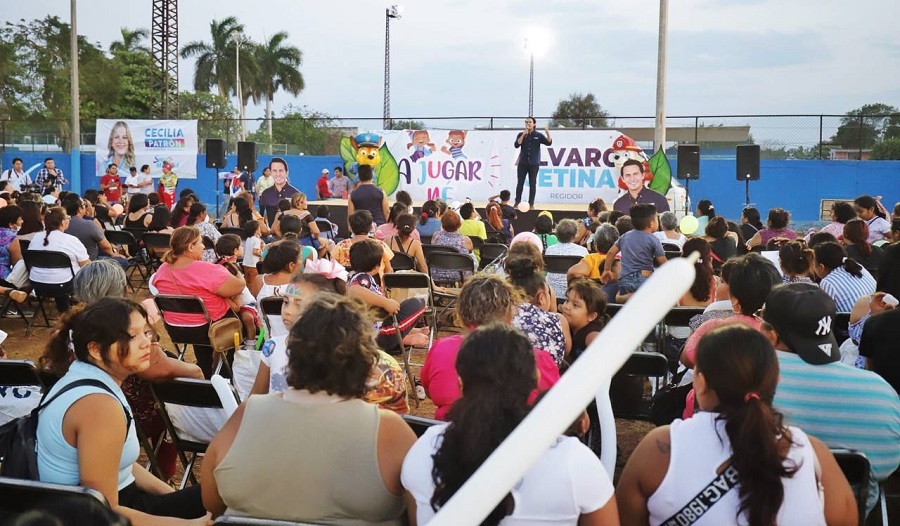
[307,200,589,240]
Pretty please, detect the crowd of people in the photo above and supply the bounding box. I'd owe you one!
[0,155,898,526]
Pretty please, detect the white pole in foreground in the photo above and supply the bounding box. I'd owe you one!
[429,255,697,526]
[653,0,669,153]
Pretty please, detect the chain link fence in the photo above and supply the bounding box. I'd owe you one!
[2,114,895,160]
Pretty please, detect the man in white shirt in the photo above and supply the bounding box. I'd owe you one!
[0,158,33,192]
[125,164,155,198]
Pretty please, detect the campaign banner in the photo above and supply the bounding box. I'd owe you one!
[339,129,677,207]
[95,119,198,179]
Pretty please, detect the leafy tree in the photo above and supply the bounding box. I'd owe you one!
[180,17,257,100]
[110,27,149,56]
[830,103,900,149]
[870,138,900,160]
[0,38,27,119]
[178,91,240,148]
[550,92,609,128]
[251,32,304,144]
[389,120,425,130]
[248,104,341,155]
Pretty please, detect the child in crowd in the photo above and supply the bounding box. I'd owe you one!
[561,278,610,363]
[214,234,261,339]
[347,239,428,352]
[276,214,319,266]
[316,204,339,239]
[249,259,409,414]
[601,203,665,302]
[395,190,414,214]
[242,219,264,284]
[488,189,518,220]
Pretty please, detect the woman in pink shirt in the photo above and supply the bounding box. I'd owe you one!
[420,274,559,420]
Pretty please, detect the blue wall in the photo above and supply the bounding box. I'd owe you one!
[669,159,900,221]
[3,152,898,222]
[1,152,343,214]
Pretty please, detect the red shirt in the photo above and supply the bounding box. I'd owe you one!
[100,174,122,203]
[420,334,561,420]
[317,175,331,198]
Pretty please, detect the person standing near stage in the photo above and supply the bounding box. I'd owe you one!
[99,164,123,205]
[35,158,67,195]
[328,167,351,199]
[612,159,670,215]
[259,157,299,226]
[513,117,552,209]
[1,157,33,191]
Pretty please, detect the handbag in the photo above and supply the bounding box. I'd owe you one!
[165,265,243,356]
[0,379,131,480]
[649,367,693,426]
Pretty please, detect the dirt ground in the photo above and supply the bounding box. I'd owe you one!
[3,289,894,524]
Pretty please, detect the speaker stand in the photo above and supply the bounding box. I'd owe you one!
[744,179,751,207]
[214,168,220,220]
[683,178,692,217]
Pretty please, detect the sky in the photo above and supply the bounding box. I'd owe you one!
[6,0,900,129]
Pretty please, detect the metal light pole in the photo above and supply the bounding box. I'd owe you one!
[231,31,245,141]
[383,5,402,130]
[527,39,534,116]
[653,0,669,153]
[70,0,82,194]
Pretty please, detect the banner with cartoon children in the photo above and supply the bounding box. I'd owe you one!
[95,119,198,179]
[340,129,677,206]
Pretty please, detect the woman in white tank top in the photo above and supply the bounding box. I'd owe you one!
[616,324,857,526]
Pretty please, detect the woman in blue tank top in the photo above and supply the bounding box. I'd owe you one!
[37,298,208,525]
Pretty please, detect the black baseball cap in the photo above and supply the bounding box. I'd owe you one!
[761,283,839,365]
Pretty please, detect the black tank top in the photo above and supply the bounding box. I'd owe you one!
[124,212,149,229]
[350,184,386,225]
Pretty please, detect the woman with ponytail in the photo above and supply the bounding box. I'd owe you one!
[695,199,716,234]
[416,199,441,237]
[485,201,514,243]
[402,323,618,525]
[679,237,716,307]
[617,324,856,526]
[27,206,90,311]
[813,241,876,312]
[37,298,208,525]
[778,240,815,284]
[842,218,883,278]
[506,254,571,365]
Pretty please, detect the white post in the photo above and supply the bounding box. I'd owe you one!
[70,0,81,194]
[429,256,697,526]
[235,39,244,142]
[653,0,669,153]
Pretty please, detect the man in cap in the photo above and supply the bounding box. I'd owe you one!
[316,168,331,200]
[761,282,900,513]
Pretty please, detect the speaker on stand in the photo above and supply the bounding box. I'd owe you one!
[736,145,760,206]
[205,139,227,219]
[676,144,700,217]
[237,141,258,173]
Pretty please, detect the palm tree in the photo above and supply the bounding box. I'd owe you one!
[110,27,149,55]
[253,32,304,148]
[180,17,255,99]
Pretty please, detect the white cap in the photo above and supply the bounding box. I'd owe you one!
[321,169,329,174]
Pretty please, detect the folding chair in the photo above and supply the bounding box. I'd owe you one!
[468,235,484,252]
[390,252,417,271]
[426,252,475,332]
[478,243,507,271]
[141,232,172,273]
[402,414,441,438]
[611,351,669,421]
[657,306,705,372]
[661,242,682,253]
[543,255,581,293]
[0,477,118,523]
[154,294,234,377]
[421,243,459,261]
[419,234,433,245]
[606,303,624,319]
[202,236,215,251]
[314,219,335,241]
[383,272,434,347]
[258,296,285,338]
[150,378,240,490]
[219,227,247,240]
[23,250,75,335]
[214,516,324,526]
[104,230,146,291]
[0,359,44,387]
[832,449,870,526]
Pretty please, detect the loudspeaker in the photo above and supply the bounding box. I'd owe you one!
[237,141,258,172]
[676,145,700,180]
[205,139,226,169]
[736,145,760,181]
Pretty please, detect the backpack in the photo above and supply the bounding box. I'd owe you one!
[0,379,132,480]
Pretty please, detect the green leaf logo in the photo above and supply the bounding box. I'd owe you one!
[648,147,672,195]
[339,137,357,179]
[376,145,400,196]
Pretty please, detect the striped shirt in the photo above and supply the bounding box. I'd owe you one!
[774,350,900,511]
[818,265,876,313]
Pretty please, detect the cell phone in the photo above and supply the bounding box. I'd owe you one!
[883,294,899,307]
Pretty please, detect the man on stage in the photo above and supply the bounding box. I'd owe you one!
[613,159,670,214]
[513,117,552,209]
